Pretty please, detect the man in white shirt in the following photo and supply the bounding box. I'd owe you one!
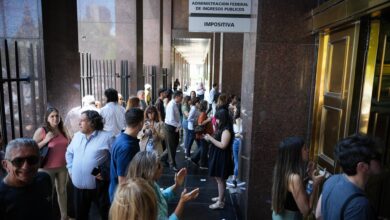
[66,110,113,220]
[163,91,183,171]
[100,88,126,136]
[196,82,205,100]
[64,95,100,138]
[207,83,218,115]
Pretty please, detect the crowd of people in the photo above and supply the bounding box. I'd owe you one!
[0,82,244,220]
[0,81,384,220]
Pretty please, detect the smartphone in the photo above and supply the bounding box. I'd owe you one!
[91,167,101,176]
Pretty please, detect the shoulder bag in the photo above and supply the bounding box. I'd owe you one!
[39,127,50,167]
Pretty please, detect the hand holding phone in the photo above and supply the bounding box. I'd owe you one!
[91,167,101,176]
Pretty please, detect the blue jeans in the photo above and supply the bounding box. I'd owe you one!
[186,129,195,157]
[182,119,188,147]
[233,138,241,177]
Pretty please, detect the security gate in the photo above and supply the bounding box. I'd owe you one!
[0,39,46,145]
[80,53,131,103]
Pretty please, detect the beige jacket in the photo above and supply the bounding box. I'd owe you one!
[137,121,165,156]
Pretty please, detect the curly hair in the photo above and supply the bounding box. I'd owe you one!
[81,110,104,131]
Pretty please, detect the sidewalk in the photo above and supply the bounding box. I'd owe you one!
[157,146,241,220]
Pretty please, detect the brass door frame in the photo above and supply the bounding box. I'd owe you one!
[312,0,390,32]
[310,22,361,172]
[359,20,381,134]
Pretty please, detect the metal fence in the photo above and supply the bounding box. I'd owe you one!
[0,39,45,145]
[80,53,130,103]
[143,65,169,104]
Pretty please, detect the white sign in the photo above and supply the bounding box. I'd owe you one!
[189,0,252,33]
[189,0,251,15]
[189,17,251,33]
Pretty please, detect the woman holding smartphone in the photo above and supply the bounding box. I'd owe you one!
[271,137,324,220]
[203,108,234,209]
[138,106,165,156]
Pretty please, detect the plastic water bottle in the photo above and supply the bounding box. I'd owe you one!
[306,180,313,195]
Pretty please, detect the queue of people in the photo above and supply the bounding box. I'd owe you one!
[0,82,384,220]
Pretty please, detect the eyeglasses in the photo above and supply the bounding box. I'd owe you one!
[7,156,40,167]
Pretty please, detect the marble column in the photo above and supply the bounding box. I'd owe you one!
[162,0,172,90]
[43,0,80,116]
[143,0,161,92]
[220,33,243,96]
[115,0,138,95]
[239,0,316,219]
[212,33,221,91]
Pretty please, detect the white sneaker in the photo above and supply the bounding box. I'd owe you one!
[211,197,225,202]
[209,201,224,209]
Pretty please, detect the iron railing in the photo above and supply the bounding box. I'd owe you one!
[80,53,130,103]
[0,39,44,145]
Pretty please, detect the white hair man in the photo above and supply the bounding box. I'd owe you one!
[64,95,99,137]
[0,138,52,219]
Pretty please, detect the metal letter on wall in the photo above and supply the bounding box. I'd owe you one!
[311,23,360,172]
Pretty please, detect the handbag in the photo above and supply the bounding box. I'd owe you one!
[194,124,205,133]
[39,127,50,167]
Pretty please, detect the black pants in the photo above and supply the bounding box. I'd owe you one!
[73,181,109,220]
[164,124,179,167]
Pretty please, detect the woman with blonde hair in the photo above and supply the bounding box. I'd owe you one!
[127,151,199,220]
[109,178,157,220]
[138,106,165,156]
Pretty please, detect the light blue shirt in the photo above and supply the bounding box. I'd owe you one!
[153,182,179,220]
[66,130,113,189]
[187,105,198,130]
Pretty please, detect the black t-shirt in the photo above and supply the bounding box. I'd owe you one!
[0,172,52,220]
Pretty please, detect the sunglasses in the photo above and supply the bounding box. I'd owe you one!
[7,156,40,167]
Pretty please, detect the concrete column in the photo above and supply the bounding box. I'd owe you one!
[143,0,161,91]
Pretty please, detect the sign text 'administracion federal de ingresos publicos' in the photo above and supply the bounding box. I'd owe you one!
[192,1,249,12]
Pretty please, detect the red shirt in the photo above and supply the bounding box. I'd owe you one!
[42,129,69,169]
